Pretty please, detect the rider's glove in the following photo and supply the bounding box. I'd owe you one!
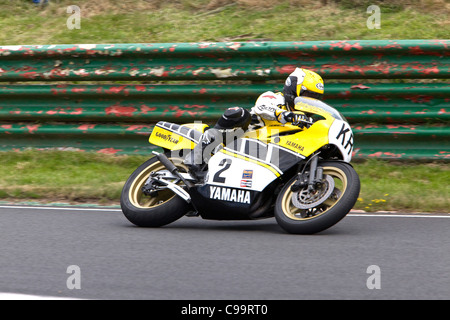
[278,111,313,128]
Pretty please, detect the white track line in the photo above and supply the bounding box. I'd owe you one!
[348,213,450,219]
[0,205,448,218]
[0,205,121,212]
[0,292,81,300]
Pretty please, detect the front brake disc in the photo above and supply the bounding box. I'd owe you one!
[291,175,335,209]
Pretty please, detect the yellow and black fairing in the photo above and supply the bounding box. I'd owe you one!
[246,97,354,163]
[193,98,353,220]
[185,125,311,221]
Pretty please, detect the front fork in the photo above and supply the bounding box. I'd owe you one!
[291,153,323,192]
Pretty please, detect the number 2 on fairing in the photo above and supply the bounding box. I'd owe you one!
[212,159,232,183]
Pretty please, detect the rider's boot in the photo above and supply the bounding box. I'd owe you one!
[183,129,221,181]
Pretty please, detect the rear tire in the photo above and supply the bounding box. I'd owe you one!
[120,153,190,227]
[275,161,360,234]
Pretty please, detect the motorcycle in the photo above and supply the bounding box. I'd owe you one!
[120,97,360,234]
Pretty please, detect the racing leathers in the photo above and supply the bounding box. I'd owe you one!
[249,91,312,130]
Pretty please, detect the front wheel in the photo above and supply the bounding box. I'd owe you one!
[275,161,360,234]
[120,153,191,227]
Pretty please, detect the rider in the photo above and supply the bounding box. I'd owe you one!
[185,67,325,174]
[249,67,324,130]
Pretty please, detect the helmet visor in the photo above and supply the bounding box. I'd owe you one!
[301,90,323,100]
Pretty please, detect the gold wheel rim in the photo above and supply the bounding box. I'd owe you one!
[281,166,348,221]
[129,157,187,209]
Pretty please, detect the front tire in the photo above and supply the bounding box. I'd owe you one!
[120,153,190,227]
[275,161,360,234]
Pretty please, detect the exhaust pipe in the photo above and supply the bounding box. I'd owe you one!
[152,152,194,202]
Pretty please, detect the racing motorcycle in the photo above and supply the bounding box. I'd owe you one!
[120,97,360,234]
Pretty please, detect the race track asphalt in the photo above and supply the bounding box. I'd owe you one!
[0,205,449,300]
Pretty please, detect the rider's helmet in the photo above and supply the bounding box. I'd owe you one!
[283,67,324,110]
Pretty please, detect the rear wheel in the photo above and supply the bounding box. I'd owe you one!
[275,161,360,234]
[120,153,190,227]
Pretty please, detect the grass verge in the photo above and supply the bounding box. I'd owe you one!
[0,0,448,45]
[0,150,147,205]
[0,150,448,212]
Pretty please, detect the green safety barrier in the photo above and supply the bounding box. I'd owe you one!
[0,40,449,160]
[0,40,448,80]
